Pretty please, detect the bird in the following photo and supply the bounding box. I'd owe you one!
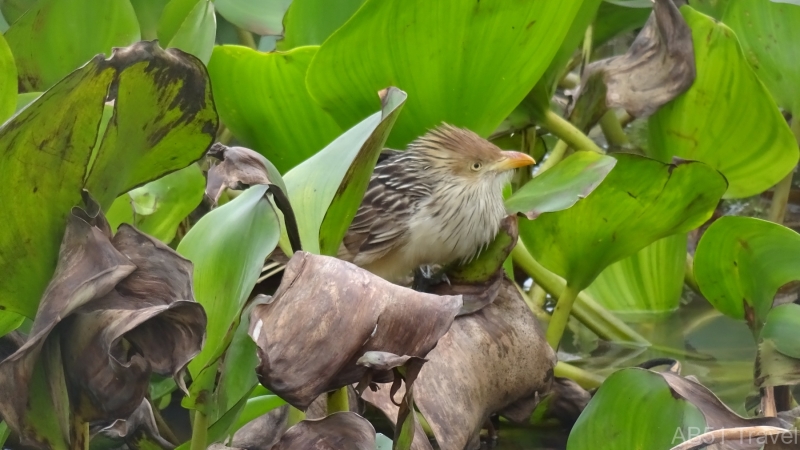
[337,123,535,284]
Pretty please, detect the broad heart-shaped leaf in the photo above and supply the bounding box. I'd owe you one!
[567,368,706,450]
[586,233,687,316]
[647,6,798,199]
[505,152,617,220]
[723,0,800,114]
[757,304,800,387]
[694,216,800,326]
[4,0,140,92]
[306,0,585,147]
[157,0,216,64]
[520,154,726,292]
[277,0,366,49]
[106,164,205,243]
[284,87,406,255]
[177,185,281,379]
[207,45,343,173]
[0,33,16,123]
[215,0,292,36]
[0,41,217,318]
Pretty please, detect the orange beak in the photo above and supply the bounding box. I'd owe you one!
[493,151,536,171]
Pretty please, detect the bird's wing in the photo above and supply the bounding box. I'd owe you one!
[339,151,431,264]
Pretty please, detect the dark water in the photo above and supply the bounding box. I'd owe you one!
[489,293,757,450]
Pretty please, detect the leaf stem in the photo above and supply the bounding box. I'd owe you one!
[768,117,800,223]
[327,387,350,413]
[535,139,569,174]
[70,416,89,450]
[598,110,630,147]
[546,284,581,349]
[554,361,604,389]
[511,243,648,345]
[684,252,701,295]
[542,110,604,154]
[189,411,208,450]
[236,27,257,49]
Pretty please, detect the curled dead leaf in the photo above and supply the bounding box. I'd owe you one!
[91,399,174,450]
[270,412,376,450]
[249,252,462,409]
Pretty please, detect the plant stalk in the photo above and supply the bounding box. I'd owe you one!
[70,416,89,450]
[327,387,350,413]
[684,252,701,295]
[288,406,306,426]
[236,27,257,49]
[554,361,604,389]
[546,284,581,349]
[542,110,605,154]
[536,139,569,174]
[599,110,630,147]
[189,411,208,450]
[511,243,649,345]
[768,117,800,224]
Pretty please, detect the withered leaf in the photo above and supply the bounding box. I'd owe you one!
[91,399,174,450]
[271,412,376,450]
[571,0,695,128]
[249,252,461,409]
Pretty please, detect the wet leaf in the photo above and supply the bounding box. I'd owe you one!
[0,42,217,318]
[177,185,281,381]
[723,0,800,114]
[271,412,376,450]
[505,152,617,220]
[567,368,707,450]
[648,6,798,199]
[306,0,586,147]
[0,33,16,123]
[215,0,291,36]
[694,216,800,325]
[278,0,366,50]
[207,45,343,173]
[521,154,726,292]
[284,87,406,255]
[249,252,461,409]
[586,233,687,315]
[157,0,216,64]
[106,165,205,243]
[4,0,140,92]
[573,0,695,128]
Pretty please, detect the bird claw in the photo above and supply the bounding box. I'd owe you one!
[412,265,451,292]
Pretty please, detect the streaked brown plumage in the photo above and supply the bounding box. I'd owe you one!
[338,124,535,283]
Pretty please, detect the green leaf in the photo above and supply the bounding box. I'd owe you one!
[0,310,23,338]
[0,42,217,318]
[604,0,652,6]
[14,92,40,112]
[215,0,292,35]
[647,6,799,199]
[520,154,726,291]
[594,2,652,47]
[4,0,140,92]
[231,394,287,433]
[177,185,281,378]
[694,216,800,325]
[505,152,617,219]
[157,0,216,64]
[0,0,35,25]
[757,303,800,387]
[284,87,406,255]
[306,0,586,147]
[278,0,366,49]
[375,433,393,450]
[722,0,800,114]
[586,233,687,316]
[106,164,205,243]
[0,33,16,123]
[130,0,168,40]
[567,368,706,450]
[207,45,343,173]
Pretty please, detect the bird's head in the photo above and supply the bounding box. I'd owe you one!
[409,124,536,185]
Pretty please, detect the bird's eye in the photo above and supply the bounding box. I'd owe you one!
[471,162,482,171]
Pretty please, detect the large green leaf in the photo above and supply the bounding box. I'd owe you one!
[520,154,726,291]
[157,0,216,64]
[215,0,291,36]
[586,233,687,315]
[0,33,16,123]
[207,45,343,173]
[284,87,406,255]
[505,152,617,219]
[723,0,800,114]
[106,164,205,243]
[278,0,366,49]
[4,0,140,92]
[694,216,800,326]
[0,0,35,25]
[177,185,281,377]
[647,6,798,199]
[567,368,706,450]
[0,42,217,318]
[757,303,800,387]
[306,0,586,147]
[0,310,23,338]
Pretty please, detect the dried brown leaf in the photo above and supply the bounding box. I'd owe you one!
[206,144,274,204]
[270,412,376,450]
